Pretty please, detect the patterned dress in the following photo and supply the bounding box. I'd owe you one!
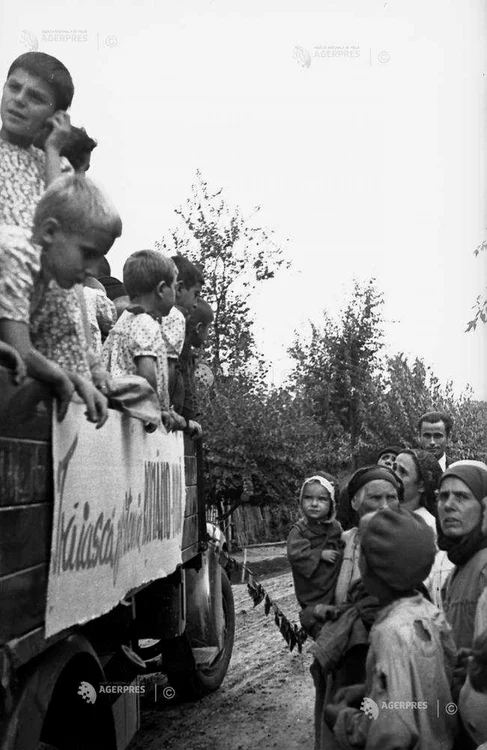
[0,139,46,228]
[0,137,94,379]
[102,309,170,410]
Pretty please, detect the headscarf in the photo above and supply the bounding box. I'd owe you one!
[361,506,436,592]
[348,465,404,504]
[299,472,339,522]
[437,461,487,566]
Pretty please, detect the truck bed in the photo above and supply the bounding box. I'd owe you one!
[0,368,202,658]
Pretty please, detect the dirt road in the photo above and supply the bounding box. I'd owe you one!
[129,569,316,750]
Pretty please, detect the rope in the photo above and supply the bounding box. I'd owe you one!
[226,556,308,653]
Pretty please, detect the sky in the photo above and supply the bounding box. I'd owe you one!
[1,0,486,398]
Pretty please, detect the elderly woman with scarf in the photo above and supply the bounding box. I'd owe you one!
[436,461,487,749]
[438,461,487,652]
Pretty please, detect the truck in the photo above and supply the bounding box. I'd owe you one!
[0,365,235,750]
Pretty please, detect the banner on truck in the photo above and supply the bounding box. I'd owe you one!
[46,401,186,638]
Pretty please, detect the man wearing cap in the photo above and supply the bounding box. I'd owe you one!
[418,410,454,471]
[327,507,457,750]
[437,461,487,652]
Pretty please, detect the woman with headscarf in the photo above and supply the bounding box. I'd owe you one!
[436,461,487,748]
[437,461,487,651]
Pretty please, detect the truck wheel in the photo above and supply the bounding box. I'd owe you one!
[37,658,117,750]
[170,569,235,699]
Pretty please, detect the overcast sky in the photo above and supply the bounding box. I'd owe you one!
[1,0,486,398]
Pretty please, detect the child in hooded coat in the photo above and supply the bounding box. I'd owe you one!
[287,472,344,637]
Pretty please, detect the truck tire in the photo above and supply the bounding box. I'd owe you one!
[37,657,117,750]
[169,569,235,699]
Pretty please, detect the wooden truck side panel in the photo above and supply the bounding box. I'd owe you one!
[0,368,202,657]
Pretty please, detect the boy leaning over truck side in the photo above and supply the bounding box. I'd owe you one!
[0,173,121,427]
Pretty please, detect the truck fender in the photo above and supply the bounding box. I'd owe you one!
[1,633,111,750]
[184,523,227,649]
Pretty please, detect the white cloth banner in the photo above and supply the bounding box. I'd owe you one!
[46,401,186,637]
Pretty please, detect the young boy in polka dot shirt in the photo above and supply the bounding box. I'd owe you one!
[102,250,182,431]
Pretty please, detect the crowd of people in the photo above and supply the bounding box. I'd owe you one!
[0,51,213,436]
[287,411,487,749]
[2,47,487,750]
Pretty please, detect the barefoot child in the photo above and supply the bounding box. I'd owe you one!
[287,473,344,637]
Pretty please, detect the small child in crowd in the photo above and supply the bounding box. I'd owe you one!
[287,473,344,638]
[0,174,121,425]
[326,507,457,750]
[102,250,181,431]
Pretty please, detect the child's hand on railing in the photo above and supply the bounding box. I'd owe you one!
[0,341,27,385]
[185,419,203,440]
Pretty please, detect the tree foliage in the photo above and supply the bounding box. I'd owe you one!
[156,170,288,373]
[289,279,386,467]
[154,178,487,541]
[289,278,487,471]
[466,240,487,331]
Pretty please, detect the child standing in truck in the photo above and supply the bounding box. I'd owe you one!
[0,52,112,425]
[102,250,184,432]
[287,472,344,637]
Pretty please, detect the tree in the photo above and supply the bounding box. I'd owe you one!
[289,279,385,468]
[156,170,288,373]
[466,240,487,331]
[289,278,487,471]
